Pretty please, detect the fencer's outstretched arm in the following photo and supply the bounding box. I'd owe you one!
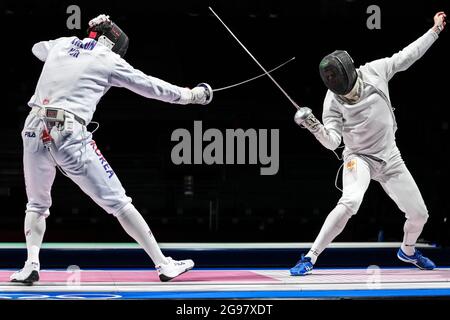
[369,12,446,81]
[294,94,342,151]
[109,56,196,105]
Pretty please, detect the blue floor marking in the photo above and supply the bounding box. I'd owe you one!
[1,289,450,299]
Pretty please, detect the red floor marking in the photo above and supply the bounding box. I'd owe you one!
[0,270,276,283]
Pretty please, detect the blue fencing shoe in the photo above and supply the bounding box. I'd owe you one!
[290,254,314,276]
[397,248,436,270]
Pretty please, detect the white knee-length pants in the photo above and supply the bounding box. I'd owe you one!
[22,110,132,217]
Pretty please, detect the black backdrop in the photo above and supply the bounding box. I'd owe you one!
[1,0,449,245]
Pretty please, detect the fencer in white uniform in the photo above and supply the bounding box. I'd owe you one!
[11,14,213,284]
[290,12,446,275]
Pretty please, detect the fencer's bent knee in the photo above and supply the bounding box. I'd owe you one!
[338,192,365,215]
[409,207,429,226]
[419,207,429,221]
[114,202,136,218]
[25,209,50,218]
[26,198,52,216]
[333,204,354,229]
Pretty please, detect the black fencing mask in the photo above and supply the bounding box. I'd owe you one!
[319,50,357,96]
[88,15,129,58]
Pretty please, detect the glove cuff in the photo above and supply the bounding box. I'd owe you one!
[177,87,193,105]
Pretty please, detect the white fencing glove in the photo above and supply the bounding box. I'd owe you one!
[179,83,213,105]
[294,107,322,133]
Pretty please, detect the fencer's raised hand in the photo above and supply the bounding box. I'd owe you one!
[294,107,322,133]
[433,11,447,34]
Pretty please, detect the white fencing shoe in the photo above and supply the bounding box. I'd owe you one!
[156,257,194,282]
[10,261,40,285]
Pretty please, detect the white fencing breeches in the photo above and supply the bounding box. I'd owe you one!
[22,111,132,217]
[308,146,429,262]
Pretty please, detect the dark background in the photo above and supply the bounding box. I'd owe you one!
[1,0,449,245]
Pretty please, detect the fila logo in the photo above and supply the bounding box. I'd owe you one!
[24,131,36,138]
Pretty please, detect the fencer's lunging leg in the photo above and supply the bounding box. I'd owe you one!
[56,127,187,270]
[306,156,371,264]
[54,124,193,279]
[116,206,195,281]
[306,204,353,264]
[116,205,169,266]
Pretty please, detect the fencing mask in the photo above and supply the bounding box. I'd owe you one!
[319,50,357,96]
[87,14,129,58]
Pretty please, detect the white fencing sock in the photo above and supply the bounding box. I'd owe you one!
[401,220,425,256]
[306,204,352,264]
[24,211,47,266]
[117,206,168,266]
